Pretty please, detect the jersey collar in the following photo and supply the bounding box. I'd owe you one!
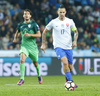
[23,20,32,24]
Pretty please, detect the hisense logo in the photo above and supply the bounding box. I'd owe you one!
[0,59,48,77]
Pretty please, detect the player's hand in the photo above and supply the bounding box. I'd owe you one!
[13,39,17,43]
[72,41,77,49]
[41,44,46,53]
[24,33,31,37]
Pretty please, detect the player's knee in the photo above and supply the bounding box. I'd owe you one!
[32,61,38,67]
[63,62,68,67]
[70,68,72,72]
[69,65,73,72]
[20,59,25,63]
[34,63,38,67]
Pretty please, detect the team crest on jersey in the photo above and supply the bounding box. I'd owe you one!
[66,23,69,27]
[28,24,31,28]
[61,24,64,28]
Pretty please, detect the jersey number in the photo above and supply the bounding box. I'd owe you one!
[61,29,64,34]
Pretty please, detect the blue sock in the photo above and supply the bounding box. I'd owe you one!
[65,72,72,81]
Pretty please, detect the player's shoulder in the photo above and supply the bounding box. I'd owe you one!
[17,21,24,27]
[52,17,59,21]
[30,20,40,29]
[31,20,38,25]
[49,18,59,24]
[65,17,73,22]
[31,20,35,23]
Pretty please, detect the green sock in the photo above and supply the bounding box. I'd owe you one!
[20,63,25,80]
[35,64,40,77]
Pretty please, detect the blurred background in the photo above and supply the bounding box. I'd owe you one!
[0,0,100,76]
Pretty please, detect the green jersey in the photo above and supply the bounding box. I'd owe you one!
[17,20,40,49]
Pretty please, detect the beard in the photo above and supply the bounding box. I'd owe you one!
[61,15,64,18]
[60,17,64,20]
[60,15,65,20]
[61,17,63,19]
[25,19,29,21]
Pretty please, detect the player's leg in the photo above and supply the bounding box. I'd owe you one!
[20,53,26,80]
[68,64,73,72]
[64,64,73,82]
[61,57,76,90]
[66,49,78,88]
[55,48,72,81]
[32,61,43,84]
[17,53,26,85]
[55,48,75,90]
[32,61,40,77]
[68,64,78,88]
[61,57,73,81]
[64,49,73,82]
[65,64,73,82]
[29,48,43,84]
[17,46,29,85]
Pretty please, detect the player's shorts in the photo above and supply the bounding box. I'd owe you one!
[20,46,39,62]
[55,47,73,64]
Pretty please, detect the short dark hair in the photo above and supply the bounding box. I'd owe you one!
[24,9,32,16]
[24,9,33,20]
[58,4,65,9]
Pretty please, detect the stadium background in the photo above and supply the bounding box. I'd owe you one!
[0,0,100,76]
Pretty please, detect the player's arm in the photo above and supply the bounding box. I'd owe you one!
[73,29,78,42]
[72,27,78,48]
[41,28,49,53]
[41,20,53,52]
[13,30,20,43]
[70,19,78,48]
[24,31,41,37]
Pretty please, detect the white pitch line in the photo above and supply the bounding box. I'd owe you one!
[5,84,63,86]
[5,84,17,85]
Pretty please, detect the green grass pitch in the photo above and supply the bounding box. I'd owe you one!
[0,75,100,96]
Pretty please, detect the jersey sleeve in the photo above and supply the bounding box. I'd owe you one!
[70,19,77,31]
[46,20,53,30]
[17,23,21,32]
[33,23,40,33]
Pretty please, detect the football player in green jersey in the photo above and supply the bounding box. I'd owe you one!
[13,9,43,85]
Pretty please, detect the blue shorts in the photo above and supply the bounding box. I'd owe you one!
[55,47,73,64]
